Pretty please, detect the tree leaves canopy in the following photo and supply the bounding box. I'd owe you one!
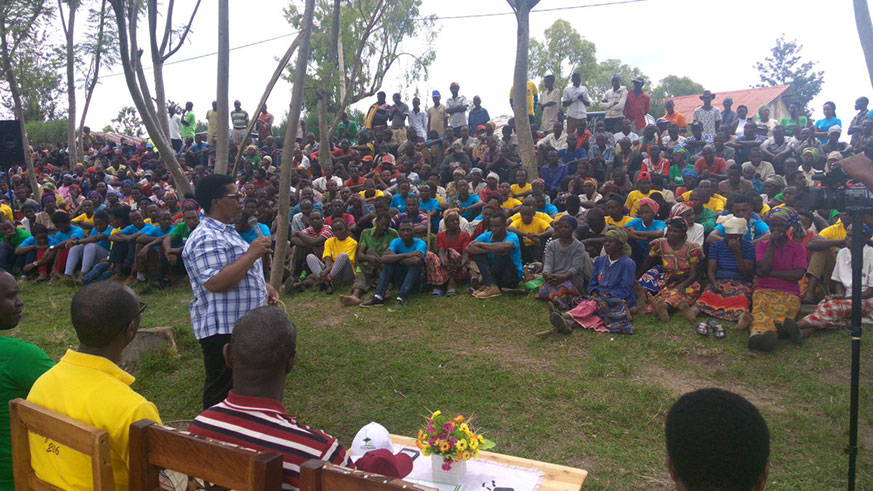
[528,19,596,93]
[754,35,824,115]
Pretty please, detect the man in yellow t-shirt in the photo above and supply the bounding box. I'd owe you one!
[679,179,726,213]
[510,169,533,198]
[27,282,160,491]
[508,204,553,263]
[499,182,522,211]
[604,194,634,227]
[509,81,539,117]
[304,218,358,294]
[803,217,849,303]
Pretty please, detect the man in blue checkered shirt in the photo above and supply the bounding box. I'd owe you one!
[182,174,279,409]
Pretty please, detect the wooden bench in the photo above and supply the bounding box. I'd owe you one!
[128,419,284,491]
[299,460,432,491]
[9,398,116,491]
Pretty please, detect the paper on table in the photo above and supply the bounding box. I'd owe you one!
[399,446,544,491]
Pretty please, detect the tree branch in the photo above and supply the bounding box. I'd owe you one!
[159,0,174,54]
[162,0,200,61]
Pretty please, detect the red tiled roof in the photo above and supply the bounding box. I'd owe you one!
[666,85,792,122]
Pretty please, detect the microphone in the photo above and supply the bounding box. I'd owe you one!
[247,216,263,238]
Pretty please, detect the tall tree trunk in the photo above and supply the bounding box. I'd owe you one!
[78,0,108,157]
[231,33,303,176]
[214,0,229,174]
[0,14,39,195]
[62,1,79,165]
[317,95,332,172]
[111,0,192,196]
[509,0,539,177]
[271,0,315,290]
[855,0,873,88]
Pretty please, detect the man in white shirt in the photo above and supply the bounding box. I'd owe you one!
[168,106,183,154]
[537,122,568,163]
[312,168,343,193]
[408,97,428,141]
[613,118,640,149]
[562,72,591,136]
[601,74,628,133]
[445,82,468,138]
[693,90,721,141]
[540,74,561,132]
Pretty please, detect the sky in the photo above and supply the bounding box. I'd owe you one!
[43,0,873,134]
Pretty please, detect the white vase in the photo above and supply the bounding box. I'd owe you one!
[431,454,467,484]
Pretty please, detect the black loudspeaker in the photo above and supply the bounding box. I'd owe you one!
[0,120,25,170]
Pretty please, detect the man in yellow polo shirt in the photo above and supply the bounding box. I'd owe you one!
[679,179,725,213]
[803,215,849,304]
[27,282,160,490]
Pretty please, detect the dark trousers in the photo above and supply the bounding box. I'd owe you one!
[200,334,232,409]
[0,242,15,273]
[171,139,182,153]
[604,117,623,133]
[156,251,185,283]
[110,242,134,276]
[474,253,520,288]
[520,243,543,264]
[375,262,421,300]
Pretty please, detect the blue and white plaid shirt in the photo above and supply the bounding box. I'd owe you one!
[182,216,266,340]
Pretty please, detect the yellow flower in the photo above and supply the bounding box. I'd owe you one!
[459,423,470,434]
[415,439,423,449]
[456,439,467,451]
[478,434,485,443]
[469,438,478,450]
[431,410,441,419]
[439,440,451,453]
[473,449,480,459]
[463,451,472,460]
[422,445,432,456]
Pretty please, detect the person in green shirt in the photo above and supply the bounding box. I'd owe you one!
[0,219,30,273]
[779,102,808,137]
[153,209,200,289]
[336,112,359,144]
[668,148,691,185]
[181,101,196,139]
[339,211,398,306]
[690,188,716,234]
[0,270,54,487]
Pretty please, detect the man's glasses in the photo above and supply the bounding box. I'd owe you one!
[137,301,148,317]
[223,193,242,201]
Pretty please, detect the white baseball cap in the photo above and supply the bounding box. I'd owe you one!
[349,422,393,461]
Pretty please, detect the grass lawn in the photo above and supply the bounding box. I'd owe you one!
[6,281,873,490]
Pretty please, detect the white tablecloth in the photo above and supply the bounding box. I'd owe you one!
[399,446,543,491]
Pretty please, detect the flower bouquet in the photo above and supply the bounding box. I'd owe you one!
[416,410,495,483]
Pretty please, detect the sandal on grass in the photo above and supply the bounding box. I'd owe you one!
[695,321,710,337]
[710,320,726,339]
[432,288,444,297]
[446,288,457,297]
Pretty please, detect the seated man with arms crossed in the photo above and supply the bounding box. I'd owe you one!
[27,281,160,490]
[189,307,351,490]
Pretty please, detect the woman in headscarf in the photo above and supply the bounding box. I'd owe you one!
[784,224,873,344]
[686,216,756,336]
[64,184,84,213]
[546,225,636,335]
[669,202,704,246]
[634,217,704,321]
[757,105,777,137]
[535,215,593,310]
[578,177,602,212]
[426,209,473,297]
[744,207,807,352]
[119,179,135,206]
[34,194,57,232]
[625,197,666,269]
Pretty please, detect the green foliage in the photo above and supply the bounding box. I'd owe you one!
[26,119,68,144]
[110,106,144,137]
[649,75,705,119]
[283,0,437,132]
[76,0,119,92]
[528,19,597,93]
[0,29,65,121]
[754,35,824,115]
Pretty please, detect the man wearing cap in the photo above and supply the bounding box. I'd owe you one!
[563,72,592,135]
[427,90,448,137]
[189,307,351,490]
[623,76,650,134]
[540,75,561,131]
[693,90,721,141]
[602,74,628,133]
[821,125,853,158]
[408,97,428,141]
[440,141,472,184]
[445,83,468,137]
[721,97,737,130]
[662,100,686,130]
[467,95,490,133]
[230,100,249,147]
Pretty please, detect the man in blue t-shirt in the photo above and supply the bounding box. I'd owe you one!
[467,210,522,299]
[109,208,151,280]
[131,211,175,285]
[48,212,84,280]
[361,220,427,311]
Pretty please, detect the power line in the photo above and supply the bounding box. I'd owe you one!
[97,0,648,80]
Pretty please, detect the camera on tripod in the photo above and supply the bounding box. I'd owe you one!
[809,166,873,211]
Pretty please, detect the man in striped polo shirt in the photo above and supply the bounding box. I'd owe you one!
[189,306,351,490]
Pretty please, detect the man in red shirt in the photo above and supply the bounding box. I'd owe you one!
[693,145,728,180]
[623,76,650,133]
[189,307,352,490]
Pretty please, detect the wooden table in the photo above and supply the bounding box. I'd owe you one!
[390,435,588,490]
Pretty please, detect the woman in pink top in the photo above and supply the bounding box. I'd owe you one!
[744,207,807,352]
